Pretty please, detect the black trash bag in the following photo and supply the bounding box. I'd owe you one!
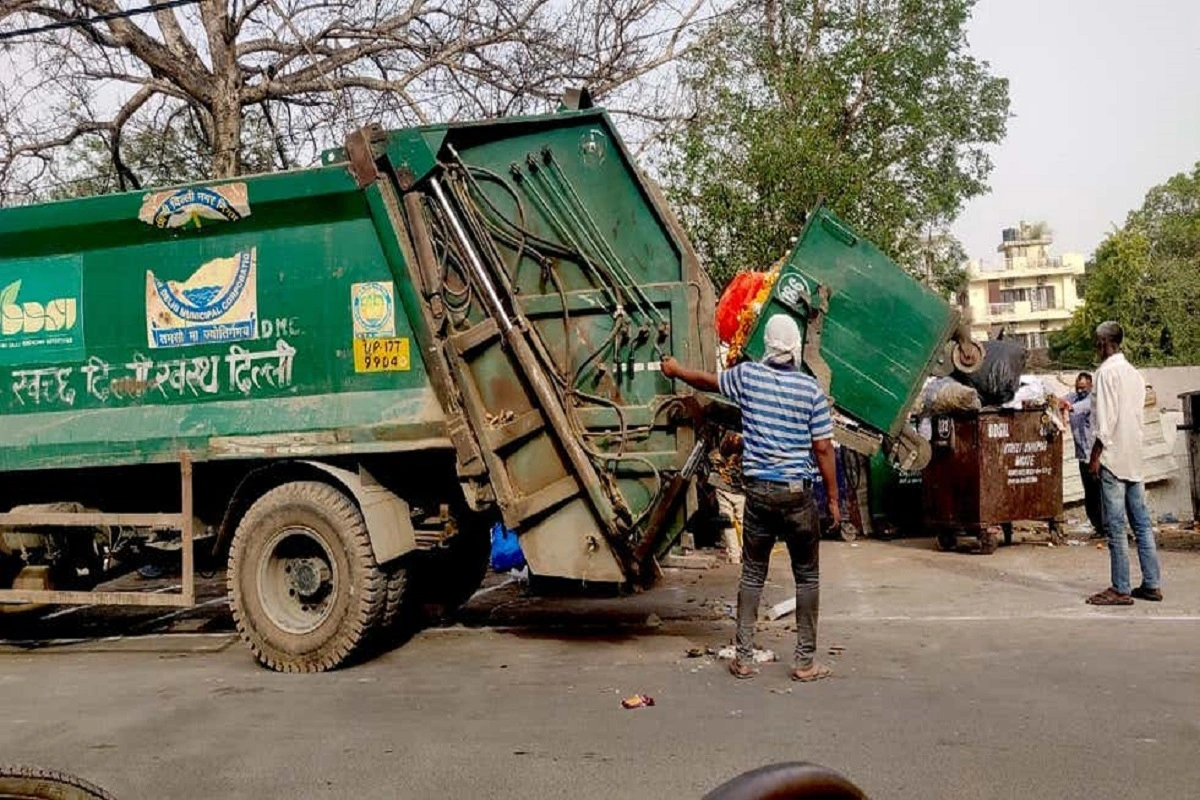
[954,339,1026,406]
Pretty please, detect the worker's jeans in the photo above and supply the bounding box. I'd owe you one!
[1100,468,1161,595]
[737,477,820,668]
[1078,461,1104,535]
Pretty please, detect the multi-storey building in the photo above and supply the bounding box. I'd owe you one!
[962,222,1086,350]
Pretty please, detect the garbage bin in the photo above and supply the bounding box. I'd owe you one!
[1181,390,1200,524]
[734,205,977,467]
[922,408,1064,553]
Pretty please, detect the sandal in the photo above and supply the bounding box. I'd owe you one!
[728,659,755,679]
[1087,588,1134,606]
[791,662,833,683]
[1132,586,1163,602]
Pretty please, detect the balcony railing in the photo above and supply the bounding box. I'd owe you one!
[1008,257,1063,271]
[970,257,1085,278]
[983,300,1071,321]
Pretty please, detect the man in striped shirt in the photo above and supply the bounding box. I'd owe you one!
[663,314,839,682]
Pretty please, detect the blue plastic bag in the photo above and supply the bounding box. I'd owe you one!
[489,522,526,572]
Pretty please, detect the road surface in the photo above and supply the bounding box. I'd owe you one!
[2,535,1198,799]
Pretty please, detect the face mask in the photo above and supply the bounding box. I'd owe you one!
[1076,389,1090,399]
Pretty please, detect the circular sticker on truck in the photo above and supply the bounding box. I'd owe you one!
[352,282,396,339]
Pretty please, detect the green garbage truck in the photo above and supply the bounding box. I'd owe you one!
[0,100,716,671]
[0,97,967,672]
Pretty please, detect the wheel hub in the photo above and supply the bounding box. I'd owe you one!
[257,526,338,635]
[287,558,330,598]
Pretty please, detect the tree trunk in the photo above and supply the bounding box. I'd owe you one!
[200,0,241,178]
[210,92,242,178]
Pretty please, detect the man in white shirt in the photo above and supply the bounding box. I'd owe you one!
[1086,321,1163,606]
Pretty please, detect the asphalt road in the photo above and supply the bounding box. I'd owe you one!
[2,535,1198,800]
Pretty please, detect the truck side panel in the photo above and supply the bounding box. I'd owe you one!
[0,167,447,471]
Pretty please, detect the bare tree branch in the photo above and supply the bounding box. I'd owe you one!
[1,0,728,196]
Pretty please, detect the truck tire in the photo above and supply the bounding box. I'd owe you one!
[381,566,410,630]
[228,481,385,672]
[0,766,117,799]
[368,563,417,648]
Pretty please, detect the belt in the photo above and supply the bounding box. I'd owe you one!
[746,476,814,492]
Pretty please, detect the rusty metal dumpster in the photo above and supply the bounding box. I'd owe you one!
[923,408,1064,553]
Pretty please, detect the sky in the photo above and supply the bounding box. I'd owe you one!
[953,0,1200,265]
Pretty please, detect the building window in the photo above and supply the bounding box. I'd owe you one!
[1030,285,1056,310]
[1023,332,1049,349]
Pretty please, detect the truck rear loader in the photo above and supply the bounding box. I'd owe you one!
[0,97,971,671]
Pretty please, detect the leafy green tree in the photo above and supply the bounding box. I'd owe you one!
[661,0,1009,289]
[1051,163,1200,366]
[915,230,969,298]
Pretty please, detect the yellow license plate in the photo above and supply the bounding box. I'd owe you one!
[353,337,410,372]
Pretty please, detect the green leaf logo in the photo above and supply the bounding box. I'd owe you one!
[0,279,20,307]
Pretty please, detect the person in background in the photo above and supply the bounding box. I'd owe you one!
[709,346,745,565]
[710,431,745,565]
[662,314,839,682]
[1060,372,1103,538]
[1086,321,1163,606]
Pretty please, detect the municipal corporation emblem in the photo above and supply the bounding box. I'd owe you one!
[351,282,396,339]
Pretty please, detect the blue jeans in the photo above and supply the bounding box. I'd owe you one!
[1100,467,1161,594]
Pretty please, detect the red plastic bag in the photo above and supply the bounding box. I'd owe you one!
[715,271,766,345]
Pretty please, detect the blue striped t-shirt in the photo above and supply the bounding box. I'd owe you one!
[718,362,834,482]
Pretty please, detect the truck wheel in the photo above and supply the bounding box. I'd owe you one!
[228,481,385,672]
[381,566,410,630]
[0,766,117,799]
[368,563,417,649]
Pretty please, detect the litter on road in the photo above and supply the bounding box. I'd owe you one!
[716,646,777,664]
[621,694,655,709]
[768,597,797,621]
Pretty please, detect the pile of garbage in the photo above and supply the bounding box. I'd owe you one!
[914,339,1061,417]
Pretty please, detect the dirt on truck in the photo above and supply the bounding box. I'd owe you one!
[0,95,974,672]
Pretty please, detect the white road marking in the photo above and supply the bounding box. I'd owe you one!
[138,596,230,628]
